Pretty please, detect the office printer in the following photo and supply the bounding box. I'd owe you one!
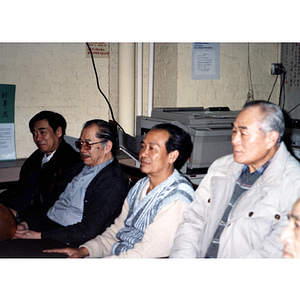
[136,107,239,181]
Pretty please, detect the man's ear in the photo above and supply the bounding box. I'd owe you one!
[168,150,179,164]
[104,140,113,154]
[56,126,63,138]
[267,130,280,149]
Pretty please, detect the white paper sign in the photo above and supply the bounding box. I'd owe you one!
[0,123,16,160]
[191,43,220,80]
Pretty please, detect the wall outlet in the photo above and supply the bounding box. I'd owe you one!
[271,63,284,75]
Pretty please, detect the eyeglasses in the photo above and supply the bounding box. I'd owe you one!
[75,140,104,150]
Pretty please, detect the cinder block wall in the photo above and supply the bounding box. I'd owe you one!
[0,42,281,159]
[0,43,116,158]
[153,43,281,110]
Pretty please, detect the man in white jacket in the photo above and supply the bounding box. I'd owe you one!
[170,100,300,258]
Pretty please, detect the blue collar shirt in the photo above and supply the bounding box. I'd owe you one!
[47,158,114,227]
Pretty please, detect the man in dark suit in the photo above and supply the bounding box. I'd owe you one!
[0,110,81,221]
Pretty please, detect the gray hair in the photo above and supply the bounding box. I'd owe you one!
[83,119,118,156]
[242,100,285,146]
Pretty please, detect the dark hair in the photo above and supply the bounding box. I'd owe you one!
[242,100,285,146]
[29,111,67,137]
[83,119,118,156]
[151,123,193,170]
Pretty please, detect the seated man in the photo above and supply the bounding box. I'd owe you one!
[280,198,300,258]
[170,100,300,258]
[0,110,81,220]
[13,119,128,247]
[45,123,195,258]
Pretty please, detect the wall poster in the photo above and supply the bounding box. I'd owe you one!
[191,43,220,80]
[0,84,16,160]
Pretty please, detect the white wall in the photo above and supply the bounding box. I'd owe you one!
[153,43,281,110]
[0,43,117,158]
[0,42,282,159]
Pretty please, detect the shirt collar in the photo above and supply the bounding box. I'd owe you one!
[84,157,114,174]
[242,159,271,176]
[41,150,56,167]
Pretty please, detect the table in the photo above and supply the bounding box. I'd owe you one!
[0,239,69,258]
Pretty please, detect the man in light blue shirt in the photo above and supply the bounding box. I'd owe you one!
[47,157,113,226]
[13,119,128,247]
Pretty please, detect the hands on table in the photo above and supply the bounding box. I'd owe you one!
[12,221,89,258]
[12,221,41,239]
[43,247,89,258]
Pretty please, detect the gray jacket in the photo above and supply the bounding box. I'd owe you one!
[170,143,300,258]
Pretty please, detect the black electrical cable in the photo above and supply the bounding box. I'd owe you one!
[267,75,278,102]
[278,66,286,110]
[279,71,286,109]
[246,43,254,102]
[287,101,300,114]
[86,42,125,132]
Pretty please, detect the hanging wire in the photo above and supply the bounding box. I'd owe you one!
[246,43,254,103]
[287,101,300,114]
[279,68,286,109]
[267,75,279,102]
[86,42,125,132]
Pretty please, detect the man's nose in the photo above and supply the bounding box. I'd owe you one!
[140,147,148,157]
[80,146,86,153]
[35,132,42,140]
[280,225,292,244]
[231,133,240,145]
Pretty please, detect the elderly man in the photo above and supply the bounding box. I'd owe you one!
[280,198,300,258]
[170,100,300,258]
[0,110,80,220]
[45,123,195,258]
[13,119,128,247]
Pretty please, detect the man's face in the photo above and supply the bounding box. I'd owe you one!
[32,119,62,156]
[139,129,175,178]
[78,124,110,167]
[231,107,277,173]
[280,200,300,258]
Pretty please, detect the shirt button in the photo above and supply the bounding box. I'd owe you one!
[275,214,280,220]
[249,212,254,217]
[207,198,211,203]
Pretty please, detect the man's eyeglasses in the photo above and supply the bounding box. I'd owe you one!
[75,140,105,150]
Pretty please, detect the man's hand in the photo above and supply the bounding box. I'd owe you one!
[43,247,89,258]
[16,221,29,231]
[12,221,41,239]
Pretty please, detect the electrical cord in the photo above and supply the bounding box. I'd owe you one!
[246,43,254,103]
[287,102,300,115]
[267,75,279,102]
[86,42,125,132]
[279,69,286,110]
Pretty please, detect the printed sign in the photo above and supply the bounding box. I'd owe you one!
[86,43,109,58]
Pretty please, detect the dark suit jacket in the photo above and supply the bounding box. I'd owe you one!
[25,158,129,247]
[0,139,81,215]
